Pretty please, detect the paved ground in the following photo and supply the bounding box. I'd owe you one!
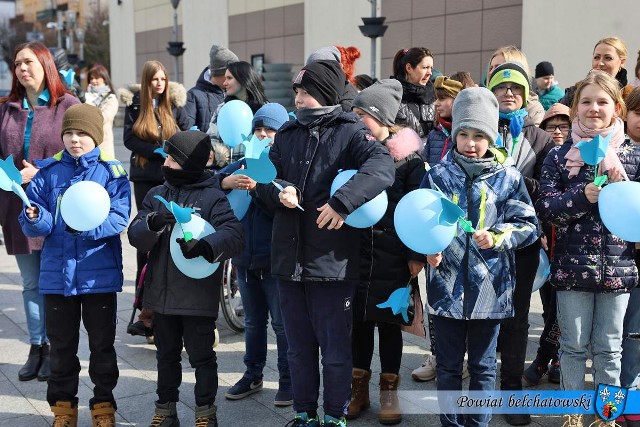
[0,128,565,426]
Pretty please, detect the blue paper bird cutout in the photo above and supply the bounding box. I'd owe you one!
[440,197,465,226]
[153,195,194,223]
[288,111,297,120]
[153,147,167,158]
[60,68,75,86]
[0,155,31,207]
[241,133,272,159]
[234,149,277,184]
[575,132,611,166]
[189,125,200,131]
[376,285,412,323]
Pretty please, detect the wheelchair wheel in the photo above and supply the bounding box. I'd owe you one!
[219,259,244,333]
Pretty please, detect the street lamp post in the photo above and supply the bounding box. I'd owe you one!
[359,0,387,78]
[166,0,185,82]
[75,27,85,62]
[65,9,77,56]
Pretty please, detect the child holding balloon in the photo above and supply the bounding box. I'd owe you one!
[18,104,131,426]
[420,87,538,427]
[536,70,640,427]
[128,130,244,427]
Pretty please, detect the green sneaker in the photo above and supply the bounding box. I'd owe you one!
[284,412,321,427]
[322,415,346,426]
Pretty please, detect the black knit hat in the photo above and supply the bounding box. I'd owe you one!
[163,130,211,172]
[292,60,345,107]
[535,61,554,78]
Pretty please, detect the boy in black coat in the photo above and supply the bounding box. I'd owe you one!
[257,60,395,427]
[128,130,243,427]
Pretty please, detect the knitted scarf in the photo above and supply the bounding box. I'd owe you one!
[564,117,627,179]
[499,108,528,156]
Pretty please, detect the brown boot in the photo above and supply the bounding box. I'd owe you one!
[91,402,116,427]
[379,373,401,425]
[347,368,371,419]
[51,401,78,427]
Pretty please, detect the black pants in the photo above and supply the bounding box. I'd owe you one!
[352,318,403,374]
[535,282,560,362]
[45,293,118,407]
[499,238,541,390]
[133,181,163,285]
[153,313,218,407]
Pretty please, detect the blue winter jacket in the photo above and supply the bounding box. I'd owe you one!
[184,66,225,132]
[421,150,539,319]
[423,123,451,166]
[19,148,132,296]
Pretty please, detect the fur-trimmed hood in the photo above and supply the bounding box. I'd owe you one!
[385,127,423,160]
[116,82,187,108]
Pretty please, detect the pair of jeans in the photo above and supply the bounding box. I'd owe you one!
[45,293,118,407]
[556,290,630,390]
[236,268,289,380]
[621,287,640,389]
[278,280,355,419]
[535,282,560,363]
[433,316,501,427]
[153,313,218,407]
[15,251,46,345]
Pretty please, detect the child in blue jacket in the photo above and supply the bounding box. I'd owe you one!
[19,104,131,427]
[420,88,538,427]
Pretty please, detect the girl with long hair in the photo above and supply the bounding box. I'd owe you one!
[85,64,118,157]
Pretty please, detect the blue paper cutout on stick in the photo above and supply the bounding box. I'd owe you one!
[226,189,252,220]
[575,133,611,166]
[234,150,277,184]
[0,155,32,207]
[154,195,194,224]
[241,133,272,159]
[376,285,412,323]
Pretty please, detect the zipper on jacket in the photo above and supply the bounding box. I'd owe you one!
[462,177,473,319]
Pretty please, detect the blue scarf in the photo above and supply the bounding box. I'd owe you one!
[499,109,528,156]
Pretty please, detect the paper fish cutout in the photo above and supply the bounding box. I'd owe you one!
[376,285,411,323]
[234,150,276,184]
[154,195,195,240]
[241,133,272,159]
[153,147,167,158]
[575,132,611,166]
[0,155,31,207]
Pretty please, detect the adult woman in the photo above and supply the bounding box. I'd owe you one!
[560,37,634,107]
[0,41,79,382]
[85,64,118,158]
[118,60,188,318]
[392,47,436,139]
[206,61,267,168]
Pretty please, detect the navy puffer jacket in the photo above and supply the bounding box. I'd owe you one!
[184,67,225,132]
[536,138,640,293]
[423,124,451,166]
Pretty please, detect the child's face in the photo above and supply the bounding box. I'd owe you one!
[492,83,525,113]
[435,96,454,119]
[63,130,96,158]
[254,126,276,142]
[543,117,571,146]
[627,110,640,142]
[294,87,322,109]
[163,154,183,170]
[576,83,617,130]
[456,129,490,158]
[353,107,385,140]
[536,75,554,90]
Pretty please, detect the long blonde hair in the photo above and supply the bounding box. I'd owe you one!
[486,45,531,85]
[133,61,178,166]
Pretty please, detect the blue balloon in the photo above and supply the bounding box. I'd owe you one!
[329,169,388,228]
[217,100,253,148]
[60,181,110,231]
[532,249,551,293]
[394,189,458,254]
[226,189,252,220]
[169,215,220,279]
[598,181,640,242]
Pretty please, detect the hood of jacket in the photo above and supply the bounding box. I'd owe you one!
[117,82,187,108]
[385,127,423,161]
[195,66,224,94]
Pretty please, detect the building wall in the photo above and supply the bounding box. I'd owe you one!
[108,0,136,87]
[381,0,523,83]
[522,0,640,91]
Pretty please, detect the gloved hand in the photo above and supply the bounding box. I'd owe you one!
[148,212,176,231]
[176,237,209,259]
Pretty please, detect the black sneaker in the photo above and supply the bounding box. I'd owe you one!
[224,376,263,400]
[284,412,321,427]
[548,359,560,384]
[522,358,548,386]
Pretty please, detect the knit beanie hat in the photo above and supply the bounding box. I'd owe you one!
[487,61,530,107]
[452,87,499,145]
[535,61,554,78]
[434,75,463,99]
[305,46,341,65]
[209,45,239,76]
[61,104,104,146]
[293,60,345,107]
[252,103,290,133]
[352,79,403,126]
[163,130,211,172]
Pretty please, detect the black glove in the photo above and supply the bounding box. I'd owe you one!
[176,237,214,261]
[148,212,176,231]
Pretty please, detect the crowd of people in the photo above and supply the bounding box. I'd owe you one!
[0,35,639,427]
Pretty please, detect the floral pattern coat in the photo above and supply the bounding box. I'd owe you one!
[535,138,640,293]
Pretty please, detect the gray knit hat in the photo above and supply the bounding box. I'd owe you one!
[209,45,239,76]
[352,79,403,126]
[452,87,499,145]
[305,46,341,65]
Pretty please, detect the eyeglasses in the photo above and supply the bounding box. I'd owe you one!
[492,84,524,96]
[544,124,571,133]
